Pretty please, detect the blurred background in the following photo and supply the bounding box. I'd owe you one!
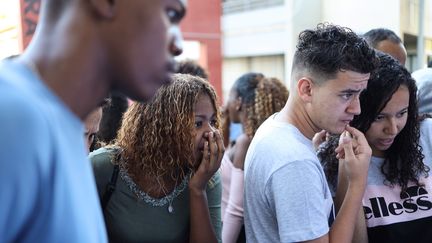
[1,0,431,101]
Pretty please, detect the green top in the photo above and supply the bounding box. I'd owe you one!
[90,147,222,243]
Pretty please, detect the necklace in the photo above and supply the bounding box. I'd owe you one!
[120,168,191,213]
[157,176,179,214]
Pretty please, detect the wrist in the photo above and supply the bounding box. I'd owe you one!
[189,184,206,196]
[347,180,366,195]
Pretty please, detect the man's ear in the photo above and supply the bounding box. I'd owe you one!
[297,77,314,103]
[89,0,116,18]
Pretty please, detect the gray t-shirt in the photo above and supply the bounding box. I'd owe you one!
[244,114,334,242]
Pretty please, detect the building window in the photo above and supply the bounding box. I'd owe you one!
[223,0,284,14]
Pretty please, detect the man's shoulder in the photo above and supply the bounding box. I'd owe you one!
[0,83,49,135]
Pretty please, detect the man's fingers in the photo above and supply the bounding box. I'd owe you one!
[341,131,356,161]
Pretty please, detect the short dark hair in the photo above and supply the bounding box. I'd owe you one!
[292,23,378,83]
[363,28,402,48]
[96,93,129,145]
[319,52,428,192]
[176,59,209,79]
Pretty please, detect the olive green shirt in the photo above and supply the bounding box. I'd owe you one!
[90,147,222,243]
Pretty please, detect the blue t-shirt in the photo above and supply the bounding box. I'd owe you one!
[0,60,107,242]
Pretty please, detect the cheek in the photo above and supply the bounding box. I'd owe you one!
[399,117,408,131]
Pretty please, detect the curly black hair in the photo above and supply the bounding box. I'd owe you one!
[318,52,428,192]
[292,23,379,83]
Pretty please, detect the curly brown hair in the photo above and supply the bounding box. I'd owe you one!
[233,73,289,137]
[115,74,221,190]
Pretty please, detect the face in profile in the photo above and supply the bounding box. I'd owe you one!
[226,88,241,123]
[376,40,407,65]
[365,85,410,157]
[193,92,218,167]
[308,70,370,134]
[108,0,187,102]
[84,107,103,154]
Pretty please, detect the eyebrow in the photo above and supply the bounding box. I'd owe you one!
[340,89,363,94]
[195,113,216,119]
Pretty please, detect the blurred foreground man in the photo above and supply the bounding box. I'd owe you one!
[0,0,187,242]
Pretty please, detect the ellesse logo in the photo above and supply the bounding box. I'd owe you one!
[364,186,432,219]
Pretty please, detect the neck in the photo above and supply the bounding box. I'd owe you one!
[277,96,318,140]
[19,20,110,120]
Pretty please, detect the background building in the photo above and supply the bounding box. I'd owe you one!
[1,0,431,102]
[222,0,432,99]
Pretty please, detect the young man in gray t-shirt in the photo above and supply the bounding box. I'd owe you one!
[244,24,379,243]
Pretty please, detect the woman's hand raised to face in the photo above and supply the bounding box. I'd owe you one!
[189,130,225,192]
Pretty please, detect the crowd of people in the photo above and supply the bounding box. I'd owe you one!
[0,1,431,243]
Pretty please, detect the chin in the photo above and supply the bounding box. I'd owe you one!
[326,126,345,135]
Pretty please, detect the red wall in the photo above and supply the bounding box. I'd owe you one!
[19,0,40,49]
[181,0,223,100]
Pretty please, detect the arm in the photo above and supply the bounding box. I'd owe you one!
[222,134,250,242]
[304,126,371,243]
[222,167,244,243]
[208,172,222,243]
[334,151,368,243]
[189,130,224,243]
[352,208,368,243]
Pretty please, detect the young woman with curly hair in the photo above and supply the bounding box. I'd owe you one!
[221,72,289,243]
[318,52,432,243]
[90,73,224,243]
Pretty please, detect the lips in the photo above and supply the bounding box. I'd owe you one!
[378,138,395,147]
[340,119,353,125]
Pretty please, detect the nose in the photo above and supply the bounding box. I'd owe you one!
[346,95,361,115]
[169,26,183,56]
[384,118,398,135]
[203,122,217,134]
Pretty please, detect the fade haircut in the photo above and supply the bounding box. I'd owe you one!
[292,23,378,84]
